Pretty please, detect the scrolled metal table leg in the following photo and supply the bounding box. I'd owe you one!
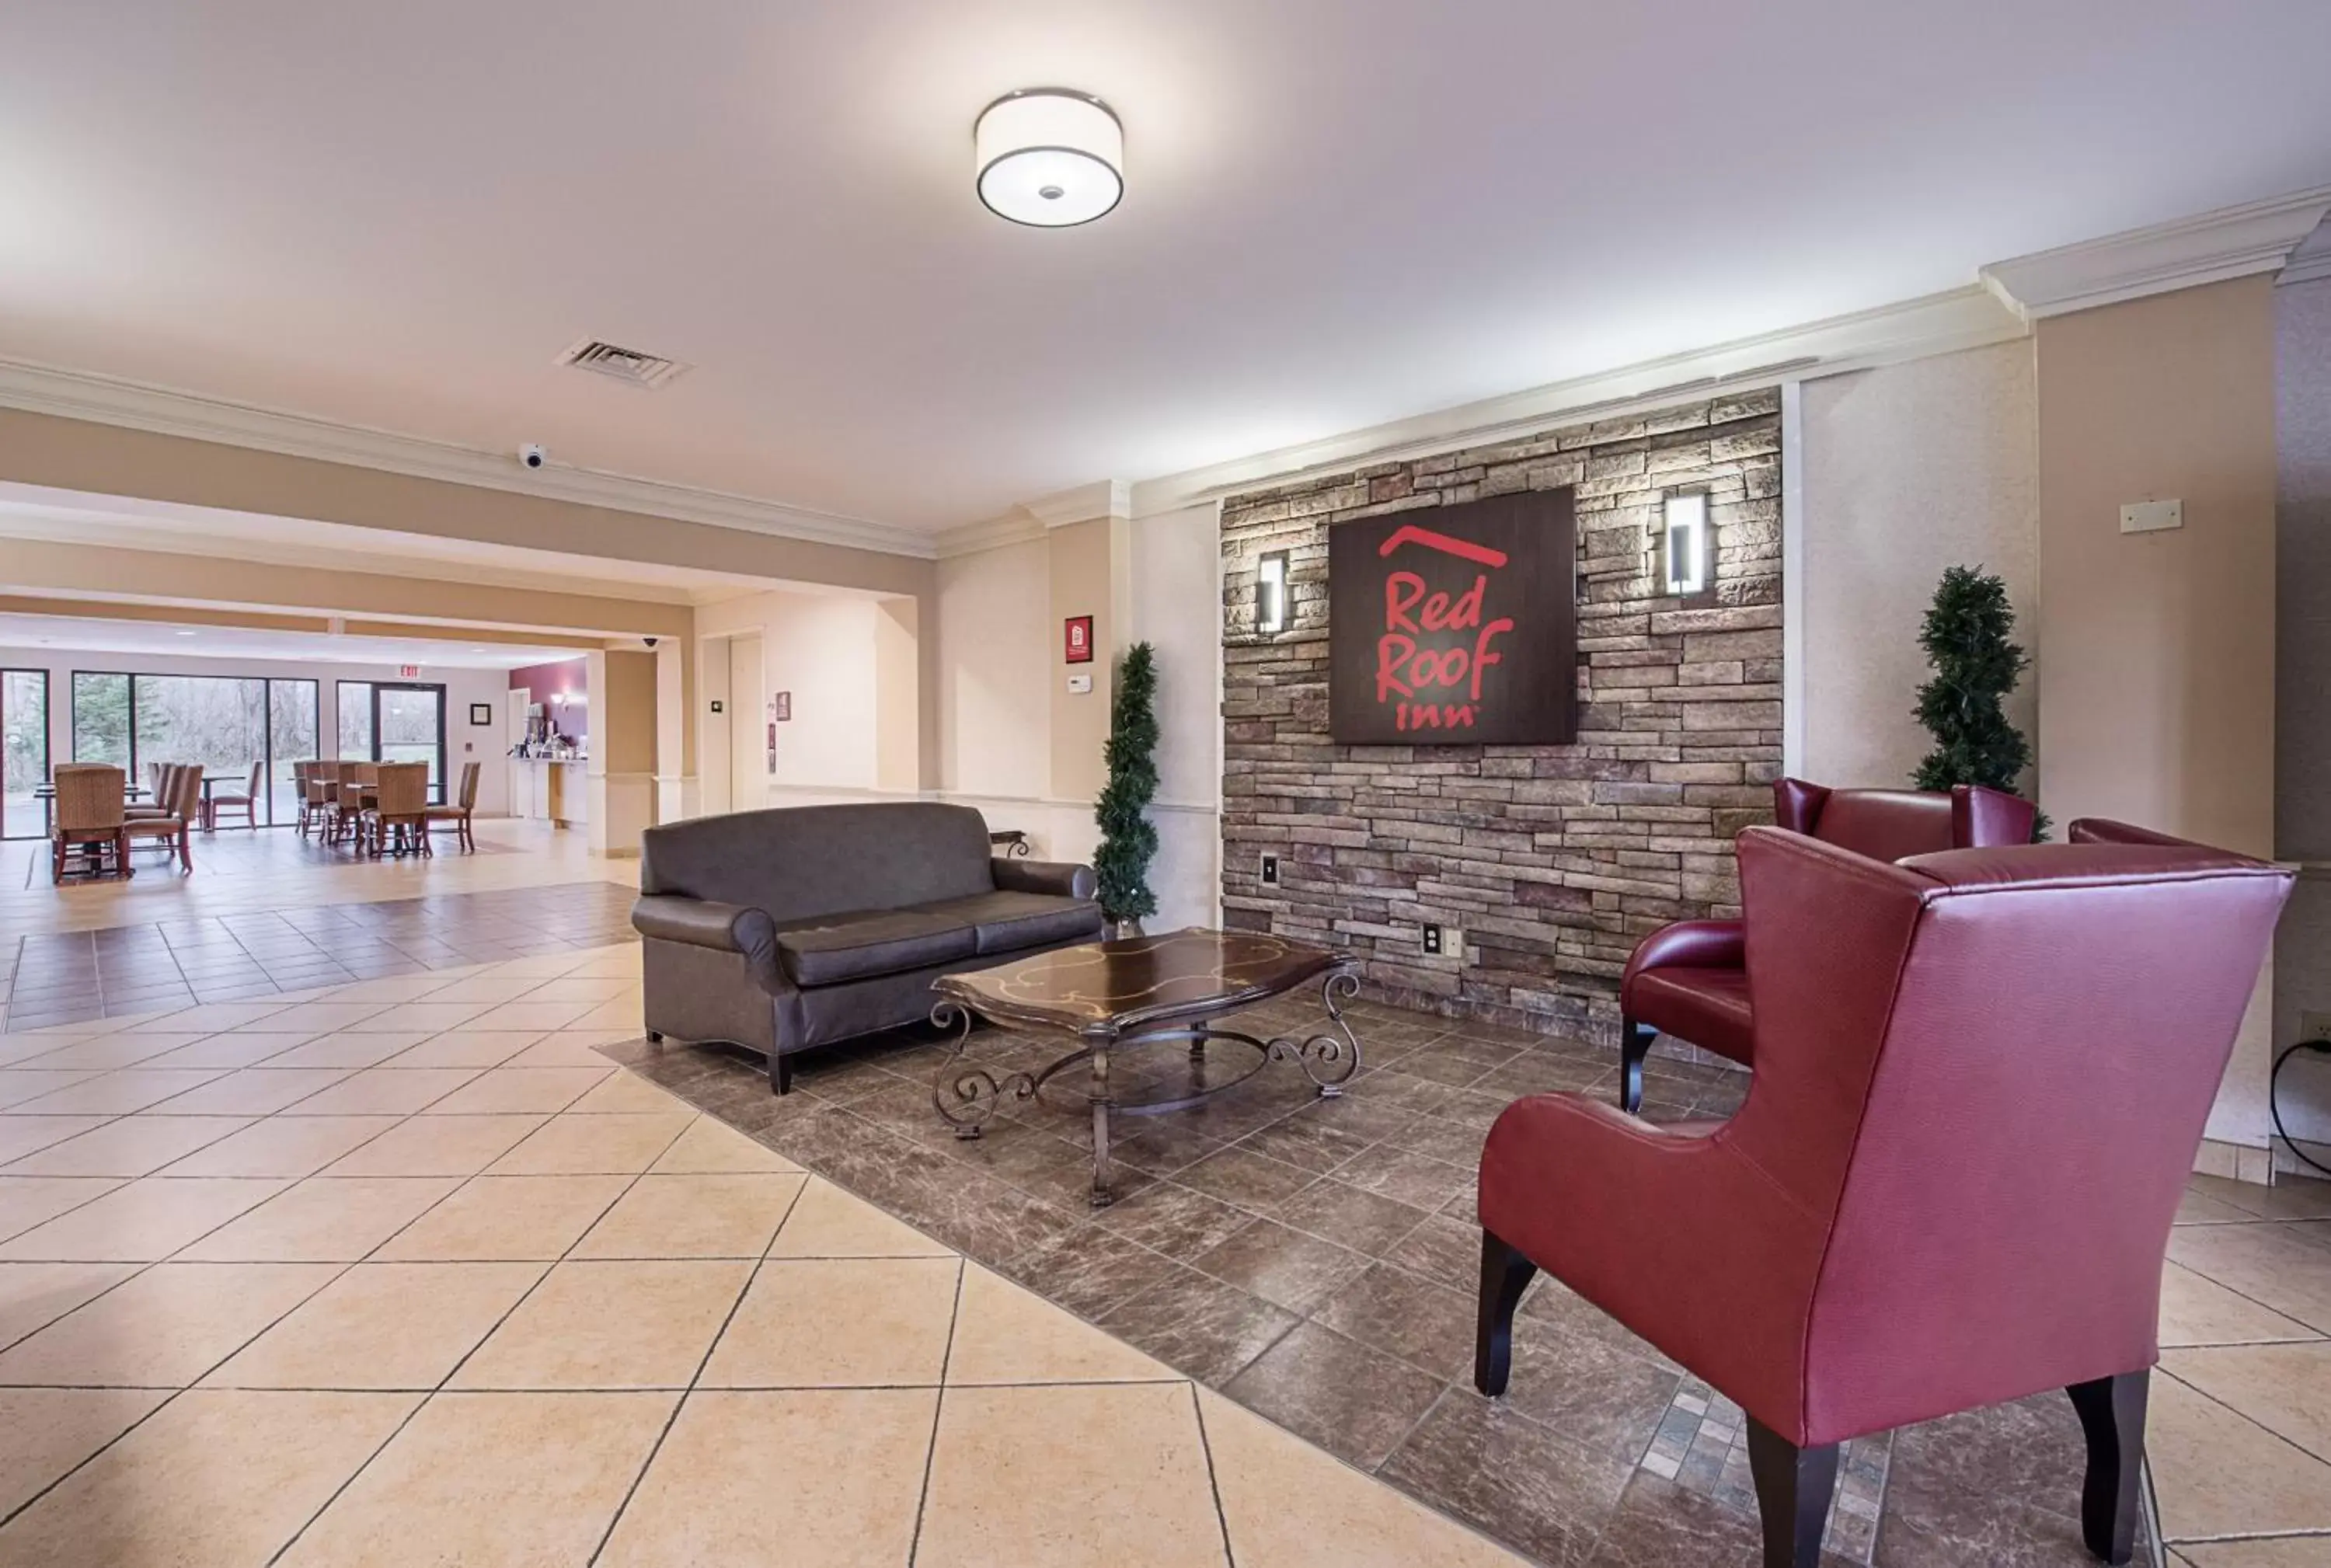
[929,1002,1035,1139]
[1089,1042,1115,1207]
[1267,970,1363,1096]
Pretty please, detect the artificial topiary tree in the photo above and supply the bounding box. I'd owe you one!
[1911,564,2045,838]
[1094,641,1161,931]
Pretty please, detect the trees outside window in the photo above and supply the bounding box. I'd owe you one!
[2,670,48,840]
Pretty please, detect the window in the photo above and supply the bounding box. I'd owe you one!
[336,680,448,803]
[71,672,131,769]
[338,681,374,761]
[2,668,49,841]
[69,671,322,826]
[269,681,319,825]
[135,675,268,790]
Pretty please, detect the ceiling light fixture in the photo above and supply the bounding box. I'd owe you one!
[974,89,1123,228]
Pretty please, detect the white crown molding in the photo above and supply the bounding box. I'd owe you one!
[933,510,1047,558]
[1124,284,2023,516]
[1982,186,2331,322]
[1029,479,1131,528]
[2282,236,2331,289]
[934,479,1132,558]
[0,355,939,560]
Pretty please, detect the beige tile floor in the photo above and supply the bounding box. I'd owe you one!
[0,939,1530,1566]
[2,832,2328,1565]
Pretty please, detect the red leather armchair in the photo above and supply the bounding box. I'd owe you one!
[1479,822,2291,1567]
[1617,777,2038,1112]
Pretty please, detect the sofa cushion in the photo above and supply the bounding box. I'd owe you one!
[777,910,977,987]
[915,891,1104,956]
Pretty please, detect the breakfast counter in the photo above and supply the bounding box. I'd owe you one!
[509,757,590,828]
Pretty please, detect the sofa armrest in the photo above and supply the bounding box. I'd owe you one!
[631,895,785,993]
[1622,919,1745,987]
[992,858,1097,901]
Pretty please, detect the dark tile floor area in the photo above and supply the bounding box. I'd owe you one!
[611,991,2158,1568]
[0,882,640,1030]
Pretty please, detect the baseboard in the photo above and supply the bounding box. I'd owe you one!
[2191,1136,2276,1186]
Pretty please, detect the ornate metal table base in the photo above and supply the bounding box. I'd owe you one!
[933,970,1361,1207]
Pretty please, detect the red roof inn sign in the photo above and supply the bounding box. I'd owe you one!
[1327,488,1578,746]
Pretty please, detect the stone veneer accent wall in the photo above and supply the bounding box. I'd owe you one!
[1219,390,1784,1043]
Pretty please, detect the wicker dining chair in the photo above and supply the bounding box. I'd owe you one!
[364,762,432,857]
[293,761,318,836]
[208,760,263,831]
[126,762,179,821]
[50,765,129,884]
[123,763,200,873]
[424,761,482,852]
[322,761,364,847]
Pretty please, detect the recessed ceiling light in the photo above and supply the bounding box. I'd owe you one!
[175,629,197,636]
[974,89,1123,228]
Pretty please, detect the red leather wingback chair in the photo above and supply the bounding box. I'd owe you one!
[1479,823,2290,1568]
[1616,777,2037,1112]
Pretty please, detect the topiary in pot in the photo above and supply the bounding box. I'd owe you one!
[1911,564,2046,839]
[1093,641,1160,936]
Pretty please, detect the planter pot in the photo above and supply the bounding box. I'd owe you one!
[1107,917,1146,941]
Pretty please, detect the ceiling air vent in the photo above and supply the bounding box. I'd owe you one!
[557,339,690,389]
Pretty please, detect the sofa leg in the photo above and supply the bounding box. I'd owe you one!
[770,1053,793,1096]
[1619,1015,1657,1114]
[1746,1417,1838,1568]
[2067,1368,2148,1565]
[646,1030,664,1044]
[1473,1228,1538,1398]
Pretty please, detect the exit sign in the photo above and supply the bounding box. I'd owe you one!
[397,664,420,678]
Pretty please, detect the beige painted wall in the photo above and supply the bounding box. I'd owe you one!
[936,537,1051,801]
[0,407,932,598]
[1046,517,1129,803]
[2035,276,2279,1152]
[1800,340,2040,791]
[2034,277,2277,854]
[2274,274,2331,1162]
[695,589,902,793]
[0,538,688,639]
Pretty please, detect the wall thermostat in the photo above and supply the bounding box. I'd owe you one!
[1066,673,1093,695]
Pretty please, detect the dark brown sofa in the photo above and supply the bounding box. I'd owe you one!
[630,802,1103,1092]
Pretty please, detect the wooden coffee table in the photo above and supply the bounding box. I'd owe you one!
[930,928,1362,1206]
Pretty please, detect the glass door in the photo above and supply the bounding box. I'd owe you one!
[2,669,49,840]
[373,683,446,803]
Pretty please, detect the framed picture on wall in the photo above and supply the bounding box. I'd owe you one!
[773,691,792,722]
[1064,615,1094,664]
[469,703,493,727]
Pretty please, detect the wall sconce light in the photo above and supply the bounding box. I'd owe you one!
[1256,551,1290,636]
[1662,493,1709,597]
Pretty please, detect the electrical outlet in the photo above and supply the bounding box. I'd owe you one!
[2303,1011,2331,1046]
[1422,923,1443,956]
[1260,853,1280,886]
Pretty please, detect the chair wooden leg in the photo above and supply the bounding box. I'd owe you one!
[1473,1228,1538,1397]
[2067,1369,2148,1565]
[1746,1417,1839,1568]
[1620,1014,1657,1114]
[177,826,192,873]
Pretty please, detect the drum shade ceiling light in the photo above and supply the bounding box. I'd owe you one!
[975,89,1123,228]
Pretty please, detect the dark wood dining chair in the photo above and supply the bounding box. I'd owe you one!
[208,760,263,831]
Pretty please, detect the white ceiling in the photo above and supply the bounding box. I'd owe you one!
[3,1,2328,536]
[0,612,578,669]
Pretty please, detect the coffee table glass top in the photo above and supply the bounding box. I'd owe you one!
[934,927,1350,1037]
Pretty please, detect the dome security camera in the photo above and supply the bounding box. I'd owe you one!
[643,636,659,649]
[518,443,547,470]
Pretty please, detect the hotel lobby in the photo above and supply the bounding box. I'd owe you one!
[2,4,2330,1565]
